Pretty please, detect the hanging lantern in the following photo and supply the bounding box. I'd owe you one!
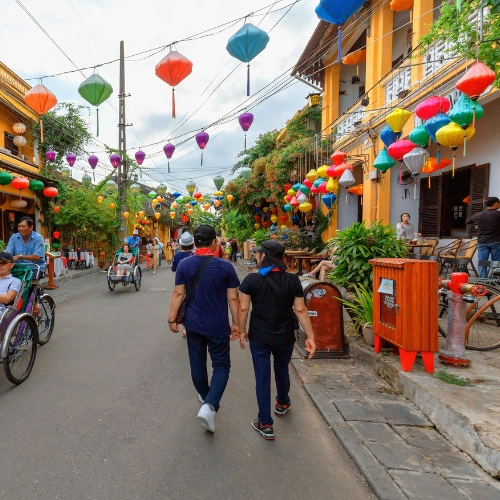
[303,178,313,189]
[317,165,328,179]
[187,208,194,216]
[403,147,430,172]
[319,181,329,194]
[306,169,318,182]
[227,24,270,96]
[123,212,129,219]
[61,166,71,179]
[157,196,164,203]
[238,113,254,149]
[66,154,76,167]
[109,153,121,169]
[11,177,29,196]
[170,191,180,200]
[155,183,166,196]
[348,184,363,195]
[190,200,198,207]
[254,223,261,229]
[23,83,58,142]
[106,180,118,194]
[254,215,261,222]
[387,140,415,162]
[283,182,292,193]
[456,62,496,101]
[43,186,58,198]
[290,196,299,207]
[13,136,27,147]
[333,162,353,178]
[214,199,221,208]
[13,123,27,134]
[450,93,484,129]
[227,194,234,203]
[46,151,56,163]
[322,193,337,209]
[299,184,310,195]
[271,215,278,223]
[148,191,157,199]
[331,151,347,166]
[241,169,252,181]
[154,212,161,220]
[82,173,92,188]
[130,183,140,195]
[186,181,196,195]
[11,199,28,208]
[195,132,209,166]
[390,0,413,11]
[373,149,396,173]
[386,108,411,138]
[283,204,292,212]
[155,51,193,118]
[310,185,320,194]
[109,202,116,210]
[0,171,13,194]
[326,177,336,192]
[342,49,366,65]
[203,203,210,211]
[436,123,475,176]
[409,125,430,148]
[416,96,450,121]
[88,155,98,181]
[133,150,145,167]
[53,205,61,213]
[29,179,44,200]
[162,143,175,174]
[313,178,325,189]
[97,195,104,204]
[193,192,202,200]
[380,125,398,148]
[171,201,179,210]
[299,202,312,213]
[170,211,176,219]
[421,157,452,188]
[424,113,451,143]
[213,175,224,191]
[292,183,302,193]
[78,73,113,136]
[338,169,355,189]
[138,211,145,218]
[315,0,365,60]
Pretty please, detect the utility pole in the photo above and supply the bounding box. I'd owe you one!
[118,40,128,243]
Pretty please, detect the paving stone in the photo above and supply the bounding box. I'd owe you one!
[374,402,431,426]
[304,387,344,426]
[449,478,500,499]
[393,426,454,452]
[364,441,434,473]
[326,385,365,401]
[349,421,401,443]
[390,471,466,499]
[366,390,404,403]
[424,450,485,480]
[346,373,386,392]
[333,399,386,423]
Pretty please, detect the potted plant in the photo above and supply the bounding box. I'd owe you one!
[339,284,374,346]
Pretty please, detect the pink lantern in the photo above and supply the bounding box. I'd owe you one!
[415,96,450,121]
[66,154,76,166]
[238,112,254,149]
[195,132,209,166]
[310,185,320,194]
[46,151,56,163]
[303,178,312,189]
[387,139,415,161]
[135,150,146,165]
[326,165,336,177]
[109,153,121,168]
[163,143,175,173]
[319,181,328,194]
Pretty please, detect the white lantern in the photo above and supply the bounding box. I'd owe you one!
[296,192,308,203]
[13,123,27,134]
[13,136,27,147]
[11,199,27,208]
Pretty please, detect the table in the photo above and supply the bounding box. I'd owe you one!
[53,256,68,277]
[405,243,433,254]
[284,252,316,274]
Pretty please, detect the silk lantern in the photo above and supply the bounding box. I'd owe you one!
[283,182,292,193]
[11,177,29,198]
[348,184,363,195]
[170,211,176,219]
[292,183,302,192]
[226,24,270,96]
[0,171,12,194]
[163,143,175,173]
[456,62,495,101]
[449,93,484,129]
[13,136,26,147]
[409,125,430,148]
[106,180,118,194]
[193,192,202,200]
[373,149,395,173]
[227,194,234,203]
[155,212,161,220]
[123,212,129,219]
[319,181,328,194]
[23,83,57,142]
[186,181,196,196]
[290,196,299,207]
[403,147,430,172]
[81,173,92,189]
[109,202,115,210]
[135,150,146,166]
[97,195,104,204]
[420,157,452,188]
[66,153,76,166]
[388,139,415,183]
[317,165,328,179]
[299,202,312,213]
[424,112,451,163]
[78,73,113,136]
[157,183,167,196]
[313,178,324,189]
[46,151,56,163]
[109,153,121,169]
[88,155,98,181]
[13,122,26,134]
[195,132,209,166]
[390,0,413,11]
[306,169,318,182]
[415,96,450,121]
[188,208,194,216]
[43,186,58,198]
[380,125,398,148]
[436,123,475,176]
[303,178,313,189]
[331,150,347,166]
[326,177,336,193]
[29,179,43,201]
[155,51,193,118]
[386,108,411,138]
[61,166,71,179]
[238,113,254,149]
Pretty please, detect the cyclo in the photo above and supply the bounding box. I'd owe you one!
[107,246,142,292]
[1,264,56,385]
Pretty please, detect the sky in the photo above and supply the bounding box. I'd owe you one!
[2,0,320,196]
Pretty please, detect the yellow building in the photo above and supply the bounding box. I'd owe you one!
[0,61,49,242]
[293,1,498,245]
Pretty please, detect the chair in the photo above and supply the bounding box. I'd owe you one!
[478,260,500,280]
[434,239,462,258]
[441,257,471,278]
[443,240,478,276]
[420,239,438,256]
[406,254,418,259]
[417,255,439,262]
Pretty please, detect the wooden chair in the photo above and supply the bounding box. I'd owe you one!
[434,239,462,258]
[420,239,438,256]
[440,240,478,276]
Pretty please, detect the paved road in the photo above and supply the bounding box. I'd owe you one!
[0,264,374,500]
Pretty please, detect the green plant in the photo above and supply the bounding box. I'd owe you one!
[0,240,5,251]
[270,226,310,250]
[433,369,473,386]
[327,221,407,290]
[252,229,271,246]
[339,284,373,328]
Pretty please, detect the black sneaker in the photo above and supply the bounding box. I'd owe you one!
[274,400,292,417]
[252,419,275,440]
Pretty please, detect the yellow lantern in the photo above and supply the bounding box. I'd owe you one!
[254,223,260,229]
[386,108,411,135]
[123,212,129,219]
[287,188,296,196]
[299,202,312,212]
[263,206,269,213]
[326,177,336,193]
[227,194,233,202]
[138,211,145,218]
[154,212,161,220]
[317,165,329,178]
[306,169,318,182]
[280,225,287,229]
[436,123,475,176]
[97,195,103,204]
[187,208,194,216]
[109,202,115,209]
[214,190,223,197]
[157,196,164,203]
[271,215,278,223]
[169,211,175,219]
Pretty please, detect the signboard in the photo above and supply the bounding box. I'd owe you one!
[379,278,397,328]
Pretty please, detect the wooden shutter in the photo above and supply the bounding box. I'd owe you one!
[419,175,442,237]
[468,163,490,237]
[3,132,18,155]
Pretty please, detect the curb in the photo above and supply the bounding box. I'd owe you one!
[40,267,101,287]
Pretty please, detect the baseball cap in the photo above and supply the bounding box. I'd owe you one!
[0,251,14,263]
[179,232,194,246]
[252,240,285,258]
[133,229,139,234]
[194,225,217,245]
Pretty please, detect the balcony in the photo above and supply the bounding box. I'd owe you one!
[384,64,411,105]
[334,102,366,142]
[422,39,458,79]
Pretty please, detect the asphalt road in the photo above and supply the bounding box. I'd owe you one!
[0,263,374,500]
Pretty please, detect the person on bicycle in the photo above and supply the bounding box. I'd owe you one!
[0,252,21,315]
[6,217,46,279]
[127,230,141,250]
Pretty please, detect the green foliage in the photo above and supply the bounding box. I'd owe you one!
[310,209,329,251]
[338,284,373,328]
[232,131,279,173]
[419,1,500,89]
[0,240,5,251]
[224,210,254,244]
[252,229,270,246]
[270,226,310,250]
[433,369,473,386]
[189,208,220,232]
[327,221,407,290]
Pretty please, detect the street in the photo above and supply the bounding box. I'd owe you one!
[0,263,374,500]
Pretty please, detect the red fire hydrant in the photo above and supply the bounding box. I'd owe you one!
[439,272,486,366]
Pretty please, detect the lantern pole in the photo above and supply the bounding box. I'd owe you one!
[118,40,129,243]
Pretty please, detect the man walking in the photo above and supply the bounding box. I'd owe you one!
[168,225,240,433]
[466,197,500,277]
[230,238,238,262]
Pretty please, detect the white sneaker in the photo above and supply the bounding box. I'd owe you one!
[197,403,215,433]
[198,394,204,404]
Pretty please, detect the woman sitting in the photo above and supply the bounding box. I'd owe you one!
[116,244,134,276]
[305,248,335,281]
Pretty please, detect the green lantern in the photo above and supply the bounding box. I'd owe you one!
[186,181,196,195]
[409,125,430,148]
[29,179,44,202]
[148,191,157,199]
[450,93,485,129]
[157,183,167,196]
[78,73,113,136]
[82,173,92,188]
[0,171,13,194]
[213,175,224,190]
[130,183,140,195]
[241,169,251,181]
[105,180,117,194]
[61,165,71,179]
[373,149,395,173]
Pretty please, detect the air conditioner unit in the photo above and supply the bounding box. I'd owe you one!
[0,147,11,155]
[20,154,30,162]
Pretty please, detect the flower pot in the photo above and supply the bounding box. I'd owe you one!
[362,324,374,346]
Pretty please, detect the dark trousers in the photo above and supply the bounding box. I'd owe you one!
[230,249,237,262]
[186,330,231,411]
[249,341,294,425]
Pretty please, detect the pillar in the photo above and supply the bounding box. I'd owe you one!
[411,0,435,89]
[322,62,341,135]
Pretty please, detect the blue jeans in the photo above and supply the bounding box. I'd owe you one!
[186,330,231,411]
[478,242,500,277]
[249,341,294,425]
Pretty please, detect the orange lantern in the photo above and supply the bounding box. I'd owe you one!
[154,212,161,220]
[169,211,175,219]
[420,157,452,188]
[187,208,194,216]
[390,0,413,11]
[227,194,234,203]
[342,49,366,65]
[23,84,58,142]
[348,184,363,195]
[43,186,58,198]
[109,202,115,209]
[157,196,164,203]
[53,205,61,213]
[214,199,221,208]
[203,203,210,211]
[123,212,129,219]
[138,211,145,218]
[97,195,104,204]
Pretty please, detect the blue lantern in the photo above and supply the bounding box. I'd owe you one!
[263,213,269,221]
[190,200,198,206]
[322,193,336,209]
[155,203,161,210]
[255,206,261,214]
[227,23,270,96]
[282,235,288,240]
[380,125,398,148]
[424,112,451,163]
[292,215,299,225]
[172,191,181,199]
[316,1,365,60]
[271,225,277,232]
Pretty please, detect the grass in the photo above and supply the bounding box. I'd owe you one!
[433,369,473,387]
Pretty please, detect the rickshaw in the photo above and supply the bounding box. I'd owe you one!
[1,264,56,385]
[107,246,142,292]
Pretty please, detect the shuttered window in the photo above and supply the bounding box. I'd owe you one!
[3,132,18,155]
[468,163,490,237]
[419,175,442,237]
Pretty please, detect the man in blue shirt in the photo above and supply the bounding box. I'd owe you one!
[6,217,46,278]
[0,251,21,314]
[127,230,141,250]
[168,225,240,434]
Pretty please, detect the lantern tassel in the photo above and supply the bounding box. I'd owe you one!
[244,133,247,151]
[472,104,476,128]
[437,147,441,164]
[452,154,455,177]
[463,135,467,156]
[247,63,250,97]
[168,160,170,174]
[93,172,95,182]
[337,28,342,61]
[201,152,203,166]
[428,175,431,189]
[96,108,99,137]
[40,118,44,143]
[172,88,176,119]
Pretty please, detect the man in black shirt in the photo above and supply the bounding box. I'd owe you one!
[239,240,315,440]
[466,197,500,277]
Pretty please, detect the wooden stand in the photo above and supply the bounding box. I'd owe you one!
[45,253,59,290]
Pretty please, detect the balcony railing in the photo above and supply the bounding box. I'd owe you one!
[384,64,411,105]
[334,102,365,142]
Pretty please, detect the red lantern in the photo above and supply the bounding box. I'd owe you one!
[181,213,189,223]
[331,150,347,166]
[456,62,496,101]
[193,192,202,200]
[283,182,292,193]
[155,51,193,118]
[285,195,292,203]
[332,163,353,178]
[303,178,312,189]
[387,140,415,161]
[43,186,59,198]
[319,181,328,194]
[280,215,288,223]
[53,231,61,239]
[271,207,277,214]
[310,185,320,194]
[262,221,270,228]
[254,215,261,222]
[53,205,61,213]
[415,96,450,121]
[11,177,29,191]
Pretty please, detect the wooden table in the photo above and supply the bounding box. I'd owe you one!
[405,243,433,254]
[284,252,319,275]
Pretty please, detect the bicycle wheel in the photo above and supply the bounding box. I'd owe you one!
[464,294,500,350]
[36,294,55,345]
[3,314,38,384]
[134,266,142,291]
[438,284,500,340]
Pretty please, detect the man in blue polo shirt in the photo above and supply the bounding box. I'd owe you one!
[168,225,240,434]
[6,217,46,278]
[127,229,141,250]
[0,251,21,314]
